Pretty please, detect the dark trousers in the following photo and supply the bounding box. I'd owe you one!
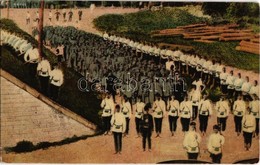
[142,128,152,150]
[188,152,199,160]
[50,84,59,101]
[29,63,38,77]
[192,105,198,120]
[102,116,112,132]
[168,116,178,132]
[39,76,49,96]
[221,84,228,94]
[154,118,163,134]
[135,117,141,134]
[243,132,253,146]
[181,117,190,132]
[234,116,243,133]
[256,118,259,135]
[125,117,130,134]
[113,132,122,153]
[217,117,227,131]
[210,153,222,163]
[199,115,209,133]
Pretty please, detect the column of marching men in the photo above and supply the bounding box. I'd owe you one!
[1,30,64,101]
[39,26,259,163]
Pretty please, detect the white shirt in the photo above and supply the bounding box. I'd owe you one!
[216,100,230,118]
[242,114,256,133]
[198,99,213,116]
[183,130,201,153]
[135,102,145,119]
[203,60,212,73]
[207,132,225,154]
[219,72,228,84]
[24,48,40,63]
[226,74,235,87]
[100,98,115,117]
[249,100,260,119]
[122,101,132,118]
[241,81,252,93]
[190,90,201,105]
[165,61,174,71]
[233,100,246,117]
[19,42,33,54]
[49,68,64,87]
[37,59,51,77]
[152,99,166,118]
[167,100,180,117]
[234,77,244,91]
[249,85,259,97]
[110,112,126,133]
[192,79,205,92]
[180,100,193,118]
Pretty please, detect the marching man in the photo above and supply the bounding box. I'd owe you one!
[37,56,51,95]
[207,125,225,163]
[183,122,201,160]
[49,63,64,101]
[111,104,126,155]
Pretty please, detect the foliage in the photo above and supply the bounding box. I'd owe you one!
[1,19,102,129]
[9,140,34,153]
[4,132,103,153]
[93,8,208,34]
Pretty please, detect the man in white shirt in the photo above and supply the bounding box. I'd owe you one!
[37,56,51,95]
[241,76,252,101]
[167,95,180,136]
[111,104,126,154]
[101,92,115,135]
[165,57,175,71]
[219,67,228,94]
[134,96,145,137]
[152,93,166,137]
[180,95,193,132]
[234,73,244,97]
[249,80,259,98]
[24,47,40,77]
[233,95,246,136]
[207,125,225,163]
[216,95,230,132]
[183,122,201,160]
[249,94,259,137]
[242,108,256,151]
[121,95,132,136]
[189,86,201,120]
[226,70,236,97]
[49,63,64,101]
[198,94,212,135]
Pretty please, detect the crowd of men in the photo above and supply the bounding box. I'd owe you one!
[40,25,260,162]
[1,30,64,101]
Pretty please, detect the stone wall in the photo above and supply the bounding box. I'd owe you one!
[1,70,96,148]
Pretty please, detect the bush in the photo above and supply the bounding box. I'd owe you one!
[12,140,34,153]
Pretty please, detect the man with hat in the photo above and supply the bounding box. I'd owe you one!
[152,93,166,137]
[233,95,246,136]
[207,124,225,163]
[140,103,154,152]
[49,63,64,101]
[216,94,230,132]
[198,93,213,136]
[249,94,259,137]
[242,107,256,151]
[180,95,193,132]
[110,104,126,154]
[100,92,115,135]
[37,56,51,96]
[183,122,201,160]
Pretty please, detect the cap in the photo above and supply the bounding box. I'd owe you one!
[190,122,196,126]
[213,124,220,130]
